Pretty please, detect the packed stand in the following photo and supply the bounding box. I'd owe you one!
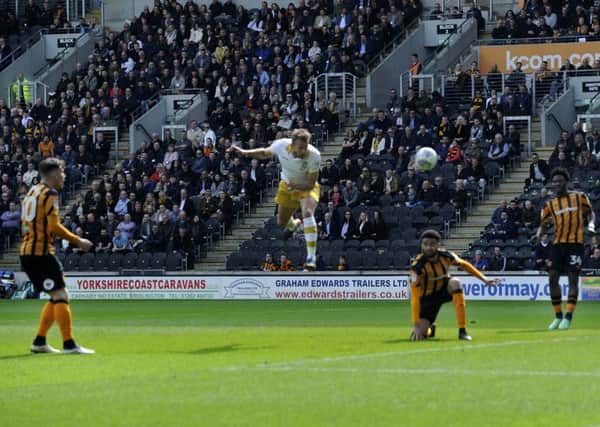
[491,0,600,41]
[0,1,82,71]
[43,0,425,272]
[228,75,525,270]
[57,119,280,272]
[466,121,600,271]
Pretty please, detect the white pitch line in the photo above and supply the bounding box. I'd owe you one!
[266,336,589,368]
[210,336,592,372]
[212,366,600,378]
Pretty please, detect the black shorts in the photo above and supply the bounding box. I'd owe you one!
[550,243,584,274]
[20,255,66,294]
[420,287,453,324]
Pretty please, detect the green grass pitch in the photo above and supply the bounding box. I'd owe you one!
[1,300,600,427]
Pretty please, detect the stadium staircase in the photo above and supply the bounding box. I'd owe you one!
[443,19,544,254]
[444,119,550,253]
[0,130,130,272]
[196,82,369,271]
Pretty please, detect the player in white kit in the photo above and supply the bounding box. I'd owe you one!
[229,129,321,270]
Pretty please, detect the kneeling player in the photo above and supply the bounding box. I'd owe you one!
[409,230,500,341]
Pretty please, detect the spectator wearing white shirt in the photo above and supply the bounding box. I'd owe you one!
[214,77,229,104]
[370,130,386,155]
[120,53,135,74]
[308,41,322,62]
[202,122,216,147]
[189,23,203,44]
[248,13,264,32]
[23,162,39,187]
[163,144,179,170]
[187,120,203,146]
[165,24,178,45]
[170,68,186,90]
[543,6,557,29]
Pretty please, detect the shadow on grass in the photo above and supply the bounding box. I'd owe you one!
[188,344,275,355]
[0,353,37,361]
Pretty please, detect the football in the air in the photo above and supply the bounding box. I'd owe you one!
[415,147,438,172]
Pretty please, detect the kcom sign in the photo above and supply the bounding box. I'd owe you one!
[480,41,600,72]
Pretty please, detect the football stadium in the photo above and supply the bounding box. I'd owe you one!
[2,0,600,426]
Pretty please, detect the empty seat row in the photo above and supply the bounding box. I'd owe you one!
[56,252,186,272]
[226,250,412,271]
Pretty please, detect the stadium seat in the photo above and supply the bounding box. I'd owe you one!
[93,253,109,271]
[108,253,123,271]
[506,258,521,271]
[390,240,406,251]
[78,253,95,271]
[393,251,410,269]
[226,252,244,270]
[376,253,394,269]
[375,240,390,250]
[362,252,378,270]
[151,252,167,270]
[122,253,138,270]
[345,250,363,270]
[345,240,360,250]
[166,252,184,271]
[360,240,375,251]
[331,240,345,251]
[136,252,153,270]
[64,253,80,271]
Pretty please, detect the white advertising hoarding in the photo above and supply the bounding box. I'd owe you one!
[13,273,579,301]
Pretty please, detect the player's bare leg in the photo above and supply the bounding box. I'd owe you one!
[448,278,471,340]
[548,269,563,330]
[300,196,318,271]
[559,271,579,330]
[277,205,301,238]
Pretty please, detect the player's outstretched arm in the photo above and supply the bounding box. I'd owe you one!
[588,209,596,234]
[48,210,93,251]
[456,258,500,286]
[228,145,273,160]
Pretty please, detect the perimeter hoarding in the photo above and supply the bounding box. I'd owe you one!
[13,273,579,301]
[479,41,600,72]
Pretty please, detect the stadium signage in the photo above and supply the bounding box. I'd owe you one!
[436,23,458,34]
[581,277,600,301]
[479,41,600,72]
[8,274,580,301]
[424,18,464,46]
[173,99,193,110]
[57,37,77,48]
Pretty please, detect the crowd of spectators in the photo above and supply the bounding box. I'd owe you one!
[1,0,426,269]
[471,119,600,271]
[491,0,600,40]
[234,70,526,269]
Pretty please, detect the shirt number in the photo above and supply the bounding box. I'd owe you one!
[22,196,37,222]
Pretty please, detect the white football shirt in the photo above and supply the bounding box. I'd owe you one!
[267,138,321,187]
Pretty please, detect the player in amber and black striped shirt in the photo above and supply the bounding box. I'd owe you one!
[20,158,95,354]
[409,230,500,341]
[536,168,595,330]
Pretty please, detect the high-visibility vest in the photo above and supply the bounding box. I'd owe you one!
[11,78,31,104]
